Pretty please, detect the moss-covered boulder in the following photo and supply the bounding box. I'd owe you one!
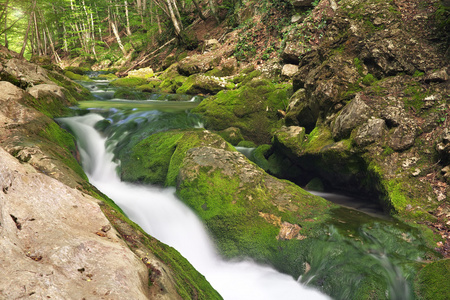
[119,129,234,186]
[193,79,292,144]
[158,63,188,93]
[64,70,91,81]
[176,74,233,95]
[414,259,450,300]
[127,67,154,79]
[27,84,78,118]
[110,77,147,87]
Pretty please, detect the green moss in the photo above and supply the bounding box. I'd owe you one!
[47,71,92,102]
[98,73,118,80]
[137,81,161,92]
[121,131,184,184]
[64,71,91,81]
[305,177,325,191]
[176,75,224,95]
[303,126,334,153]
[415,260,450,300]
[65,66,91,74]
[120,129,235,187]
[251,144,272,171]
[362,73,376,85]
[39,121,88,181]
[110,77,147,87]
[237,140,256,148]
[192,80,291,144]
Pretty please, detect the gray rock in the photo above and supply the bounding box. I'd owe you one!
[332,93,371,140]
[381,105,406,127]
[285,88,319,131]
[281,41,307,64]
[354,118,386,146]
[0,81,39,124]
[27,84,67,100]
[424,68,448,83]
[3,58,51,87]
[389,121,417,151]
[0,147,149,299]
[281,64,299,79]
[436,128,450,162]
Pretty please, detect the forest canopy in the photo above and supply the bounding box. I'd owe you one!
[0,0,236,61]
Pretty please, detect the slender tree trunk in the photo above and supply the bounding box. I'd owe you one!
[20,2,35,57]
[111,21,127,55]
[33,7,41,55]
[165,0,181,37]
[62,23,69,53]
[124,0,132,35]
[3,0,8,48]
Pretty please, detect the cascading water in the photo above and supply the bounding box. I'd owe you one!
[61,113,330,300]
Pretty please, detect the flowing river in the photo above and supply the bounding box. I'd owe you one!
[60,106,329,298]
[58,79,428,299]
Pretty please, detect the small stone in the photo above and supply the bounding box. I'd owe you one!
[412,168,421,176]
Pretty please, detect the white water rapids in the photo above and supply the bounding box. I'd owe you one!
[61,113,330,300]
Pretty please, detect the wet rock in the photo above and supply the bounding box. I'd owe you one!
[281,64,299,79]
[354,118,386,147]
[332,93,371,140]
[0,147,149,299]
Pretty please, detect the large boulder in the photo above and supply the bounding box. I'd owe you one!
[332,93,371,140]
[176,74,233,95]
[193,79,292,144]
[0,147,149,299]
[119,129,234,186]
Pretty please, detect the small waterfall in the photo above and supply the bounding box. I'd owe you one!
[61,113,330,300]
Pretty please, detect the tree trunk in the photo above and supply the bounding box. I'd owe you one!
[124,0,132,35]
[20,7,34,57]
[166,0,181,37]
[111,21,127,55]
